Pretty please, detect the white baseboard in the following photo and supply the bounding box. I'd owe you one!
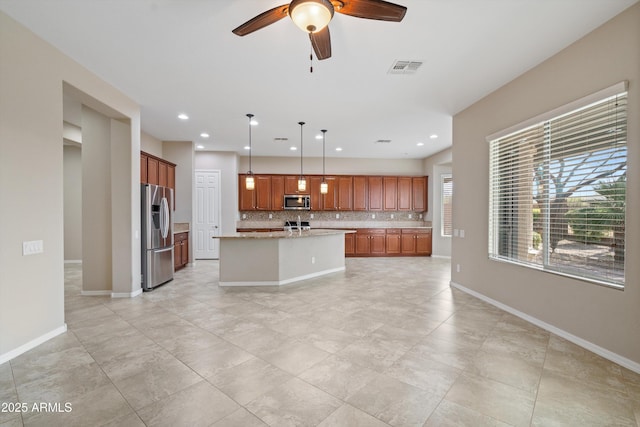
[450,281,640,375]
[220,266,345,287]
[431,254,452,259]
[80,290,111,296]
[0,324,67,365]
[64,260,82,264]
[111,288,143,298]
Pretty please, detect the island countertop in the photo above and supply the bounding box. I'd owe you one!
[219,229,355,239]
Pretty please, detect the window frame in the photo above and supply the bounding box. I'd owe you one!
[487,82,628,289]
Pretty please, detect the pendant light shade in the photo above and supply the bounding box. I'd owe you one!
[298,121,306,192]
[245,113,255,190]
[320,129,328,194]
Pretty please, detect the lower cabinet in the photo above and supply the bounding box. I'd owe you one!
[346,228,431,257]
[174,232,189,271]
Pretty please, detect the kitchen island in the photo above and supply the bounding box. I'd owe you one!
[217,229,354,286]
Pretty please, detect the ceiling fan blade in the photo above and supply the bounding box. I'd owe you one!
[335,0,407,22]
[232,4,289,36]
[310,26,332,60]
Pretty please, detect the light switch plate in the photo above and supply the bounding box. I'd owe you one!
[23,240,43,255]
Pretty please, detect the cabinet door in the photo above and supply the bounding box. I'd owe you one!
[353,176,368,211]
[337,176,353,210]
[181,237,189,264]
[385,230,401,254]
[167,165,176,209]
[412,176,427,212]
[255,175,272,210]
[147,157,159,185]
[174,242,182,269]
[140,154,148,183]
[397,177,412,211]
[271,175,285,211]
[323,177,338,210]
[370,234,386,254]
[355,233,371,255]
[344,233,355,255]
[368,176,383,211]
[415,231,432,255]
[238,174,256,210]
[383,177,397,211]
[310,176,323,211]
[401,233,416,254]
[158,161,168,187]
[284,175,310,194]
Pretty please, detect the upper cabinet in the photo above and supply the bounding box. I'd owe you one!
[238,173,428,213]
[140,151,176,208]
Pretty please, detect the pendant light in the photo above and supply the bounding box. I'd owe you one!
[298,121,306,192]
[320,129,328,194]
[245,113,255,190]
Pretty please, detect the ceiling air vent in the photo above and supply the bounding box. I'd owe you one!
[273,137,289,142]
[374,139,392,144]
[388,60,423,75]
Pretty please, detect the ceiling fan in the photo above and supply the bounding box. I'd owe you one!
[232,0,407,60]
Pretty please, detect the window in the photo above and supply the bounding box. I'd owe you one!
[441,174,453,237]
[488,85,627,288]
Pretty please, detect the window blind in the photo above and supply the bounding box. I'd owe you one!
[441,175,453,237]
[489,91,627,288]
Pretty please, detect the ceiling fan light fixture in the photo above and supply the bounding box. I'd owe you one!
[289,0,334,33]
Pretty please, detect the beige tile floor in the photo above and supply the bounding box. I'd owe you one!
[2,257,639,426]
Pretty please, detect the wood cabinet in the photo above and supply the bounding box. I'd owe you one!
[401,228,432,255]
[271,175,285,211]
[397,177,412,211]
[353,176,368,211]
[345,228,431,257]
[336,176,353,210]
[412,176,427,212]
[147,156,159,185]
[385,229,401,254]
[237,173,428,214]
[174,232,189,271]
[284,175,310,195]
[368,176,383,211]
[140,151,177,208]
[355,229,386,255]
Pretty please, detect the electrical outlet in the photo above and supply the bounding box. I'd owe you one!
[456,264,461,273]
[336,213,340,219]
[371,214,376,219]
[408,214,412,219]
[390,214,394,219]
[311,256,316,264]
[242,213,247,219]
[310,213,314,219]
[460,229,465,238]
[23,240,44,256]
[268,213,272,219]
[419,213,423,219]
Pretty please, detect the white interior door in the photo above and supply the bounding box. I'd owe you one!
[195,170,220,259]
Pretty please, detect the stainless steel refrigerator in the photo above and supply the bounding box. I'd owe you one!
[141,183,174,291]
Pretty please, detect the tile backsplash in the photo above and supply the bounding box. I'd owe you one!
[238,211,431,228]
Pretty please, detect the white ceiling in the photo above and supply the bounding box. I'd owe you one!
[1,0,636,159]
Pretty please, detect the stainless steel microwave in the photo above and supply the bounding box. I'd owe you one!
[284,195,310,210]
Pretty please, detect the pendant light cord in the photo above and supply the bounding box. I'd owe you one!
[299,122,305,178]
[247,113,254,174]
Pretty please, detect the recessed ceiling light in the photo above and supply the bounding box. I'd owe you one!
[178,113,189,120]
[196,144,204,149]
[250,119,258,126]
[290,146,297,151]
[315,134,323,140]
[200,133,210,138]
[335,147,343,152]
[430,134,438,139]
[417,142,424,146]
[244,145,250,150]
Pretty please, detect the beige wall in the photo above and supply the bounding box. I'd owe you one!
[141,131,163,157]
[451,4,639,367]
[0,11,141,361]
[423,148,452,257]
[238,156,426,176]
[63,145,82,261]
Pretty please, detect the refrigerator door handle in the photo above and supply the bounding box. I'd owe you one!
[160,197,169,239]
[154,246,173,253]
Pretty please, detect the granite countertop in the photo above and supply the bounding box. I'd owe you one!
[219,229,356,239]
[237,220,432,230]
[174,223,190,233]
